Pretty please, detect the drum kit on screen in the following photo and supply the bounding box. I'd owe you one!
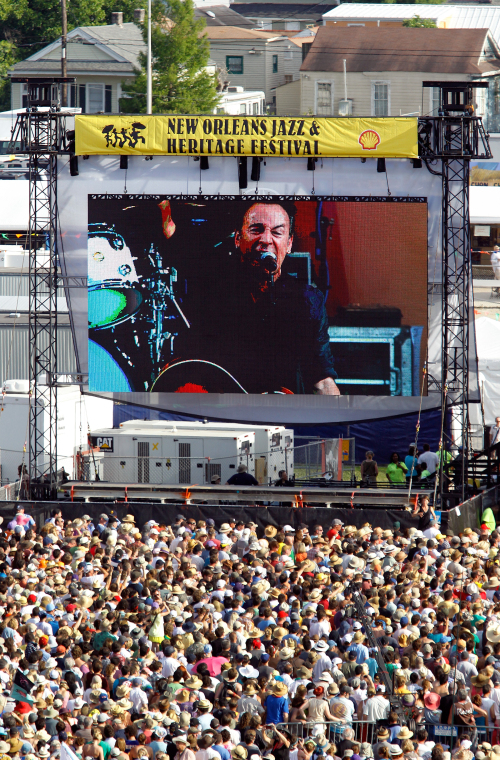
[88,223,189,392]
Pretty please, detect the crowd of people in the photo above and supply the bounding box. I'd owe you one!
[362,445,450,487]
[0,503,496,760]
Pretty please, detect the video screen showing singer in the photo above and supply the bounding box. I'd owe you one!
[88,195,427,396]
[158,200,339,395]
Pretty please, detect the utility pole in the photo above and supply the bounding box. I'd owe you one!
[147,0,152,114]
[61,0,68,106]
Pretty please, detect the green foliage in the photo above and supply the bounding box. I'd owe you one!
[121,0,219,114]
[0,0,139,110]
[0,39,14,110]
[402,14,438,23]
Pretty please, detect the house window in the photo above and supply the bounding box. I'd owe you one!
[316,82,333,116]
[38,82,113,113]
[253,101,259,114]
[273,55,278,73]
[285,74,293,84]
[284,50,293,60]
[430,86,440,115]
[372,81,390,116]
[88,83,105,113]
[476,87,486,118]
[302,43,312,63]
[240,103,247,114]
[226,56,243,74]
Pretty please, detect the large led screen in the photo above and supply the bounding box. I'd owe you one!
[88,196,428,395]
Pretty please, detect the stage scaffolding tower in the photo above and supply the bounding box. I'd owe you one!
[9,78,74,499]
[4,78,492,502]
[421,81,491,502]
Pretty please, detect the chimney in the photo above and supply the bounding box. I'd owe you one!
[111,11,123,25]
[134,8,145,22]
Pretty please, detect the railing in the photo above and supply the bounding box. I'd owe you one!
[472,264,499,281]
[275,720,380,744]
[0,480,20,500]
[276,721,498,749]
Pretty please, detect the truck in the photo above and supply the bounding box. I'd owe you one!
[88,426,258,485]
[117,419,294,484]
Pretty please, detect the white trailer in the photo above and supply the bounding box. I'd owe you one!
[0,383,113,483]
[88,426,257,485]
[117,419,294,484]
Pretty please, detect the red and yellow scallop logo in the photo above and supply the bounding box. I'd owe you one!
[358,129,381,151]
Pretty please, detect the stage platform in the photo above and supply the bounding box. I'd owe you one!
[61,481,432,508]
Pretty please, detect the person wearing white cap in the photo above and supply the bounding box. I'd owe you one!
[173,736,195,760]
[312,641,334,681]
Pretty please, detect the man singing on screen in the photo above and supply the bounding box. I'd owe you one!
[231,202,339,395]
[161,200,339,395]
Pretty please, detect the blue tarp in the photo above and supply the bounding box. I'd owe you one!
[112,404,446,465]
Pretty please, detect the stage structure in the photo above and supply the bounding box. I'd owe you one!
[420,81,490,499]
[8,77,77,498]
[6,79,491,500]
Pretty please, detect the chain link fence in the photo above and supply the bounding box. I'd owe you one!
[79,449,293,486]
[473,264,498,280]
[293,438,355,484]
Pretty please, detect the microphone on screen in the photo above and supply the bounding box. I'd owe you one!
[259,251,278,273]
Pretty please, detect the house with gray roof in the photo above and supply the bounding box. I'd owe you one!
[9,15,145,113]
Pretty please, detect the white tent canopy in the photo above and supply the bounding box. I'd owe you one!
[470,186,500,225]
[475,316,500,424]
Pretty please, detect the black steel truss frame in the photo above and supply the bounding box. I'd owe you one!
[419,108,491,501]
[9,106,72,498]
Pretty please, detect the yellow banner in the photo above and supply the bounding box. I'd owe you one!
[75,115,418,158]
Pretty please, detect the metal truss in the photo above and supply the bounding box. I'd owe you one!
[419,85,491,500]
[9,80,73,498]
[91,193,427,203]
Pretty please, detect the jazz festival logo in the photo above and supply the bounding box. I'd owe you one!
[358,129,381,151]
[102,122,146,149]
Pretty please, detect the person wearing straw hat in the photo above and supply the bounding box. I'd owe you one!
[264,682,289,725]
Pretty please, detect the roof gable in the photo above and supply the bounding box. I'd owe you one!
[300,26,495,74]
[24,22,145,68]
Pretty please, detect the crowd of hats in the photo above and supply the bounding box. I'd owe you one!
[0,509,499,760]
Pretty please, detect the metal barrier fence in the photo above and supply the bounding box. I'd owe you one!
[276,721,494,750]
[472,264,497,280]
[276,720,379,745]
[0,480,20,500]
[294,438,355,483]
[78,440,353,487]
[80,450,294,486]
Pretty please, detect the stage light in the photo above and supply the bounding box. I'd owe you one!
[377,158,386,173]
[307,157,317,171]
[412,158,422,169]
[69,155,79,177]
[238,157,248,189]
[251,157,261,182]
[120,156,128,170]
[200,156,209,170]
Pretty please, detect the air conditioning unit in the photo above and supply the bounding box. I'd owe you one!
[2,379,30,394]
[227,86,244,93]
[338,99,353,116]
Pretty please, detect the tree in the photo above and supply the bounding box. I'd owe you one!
[0,0,139,110]
[120,0,219,114]
[402,15,437,26]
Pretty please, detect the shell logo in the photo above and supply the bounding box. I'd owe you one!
[358,129,381,151]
